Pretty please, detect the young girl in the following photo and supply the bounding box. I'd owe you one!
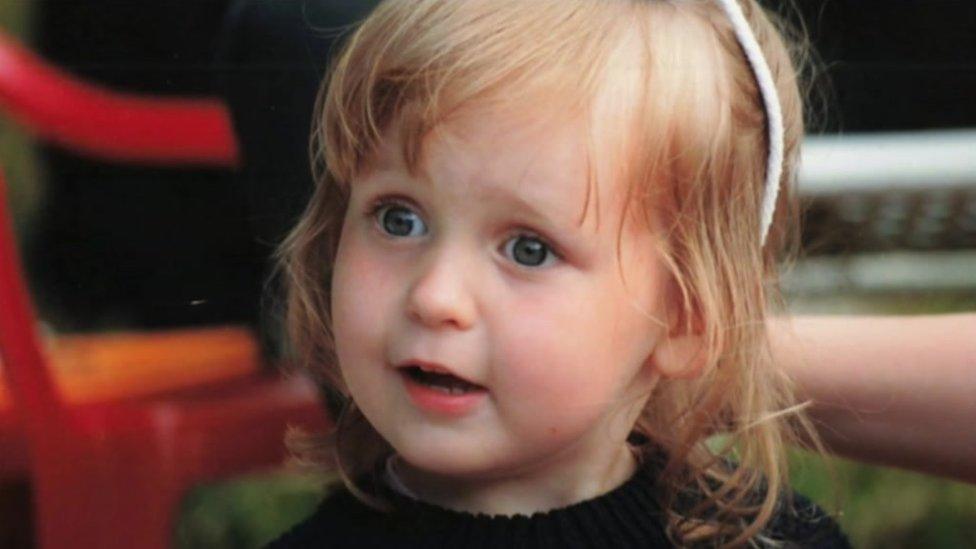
[269,0,849,546]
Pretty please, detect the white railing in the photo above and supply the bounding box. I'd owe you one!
[799,129,976,195]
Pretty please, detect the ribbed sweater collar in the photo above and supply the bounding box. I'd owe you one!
[370,458,671,547]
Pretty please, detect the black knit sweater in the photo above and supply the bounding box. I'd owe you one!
[266,461,850,548]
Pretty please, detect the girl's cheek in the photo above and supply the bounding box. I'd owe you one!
[494,295,614,411]
[332,233,399,337]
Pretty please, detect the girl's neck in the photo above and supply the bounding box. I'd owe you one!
[385,442,641,516]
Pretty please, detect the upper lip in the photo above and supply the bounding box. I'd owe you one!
[395,359,486,389]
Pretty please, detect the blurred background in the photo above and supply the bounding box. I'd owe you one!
[0,0,974,547]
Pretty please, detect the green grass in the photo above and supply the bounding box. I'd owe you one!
[176,472,335,549]
[791,451,976,548]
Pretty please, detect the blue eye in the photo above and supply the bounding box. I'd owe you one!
[503,235,555,268]
[375,203,427,237]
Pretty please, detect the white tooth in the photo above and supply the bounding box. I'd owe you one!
[424,383,468,396]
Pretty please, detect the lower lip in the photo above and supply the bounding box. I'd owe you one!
[400,372,487,416]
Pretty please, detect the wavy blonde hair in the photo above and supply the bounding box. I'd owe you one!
[274,0,822,545]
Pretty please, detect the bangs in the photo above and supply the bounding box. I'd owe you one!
[319,0,744,242]
[320,0,622,188]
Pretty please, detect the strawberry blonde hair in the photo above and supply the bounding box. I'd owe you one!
[274,0,821,545]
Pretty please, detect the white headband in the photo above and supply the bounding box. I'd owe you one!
[715,0,784,245]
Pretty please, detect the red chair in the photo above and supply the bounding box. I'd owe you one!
[0,30,328,549]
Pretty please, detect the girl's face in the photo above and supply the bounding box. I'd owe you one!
[331,107,673,502]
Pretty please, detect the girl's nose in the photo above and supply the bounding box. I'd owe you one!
[405,247,477,331]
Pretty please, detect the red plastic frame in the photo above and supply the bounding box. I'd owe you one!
[0,30,239,166]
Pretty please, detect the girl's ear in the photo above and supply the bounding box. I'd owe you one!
[648,329,706,379]
[646,279,706,380]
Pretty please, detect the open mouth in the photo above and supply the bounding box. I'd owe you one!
[399,365,486,395]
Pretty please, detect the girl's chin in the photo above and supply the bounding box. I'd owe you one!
[393,447,550,489]
[395,450,497,479]
[394,445,570,488]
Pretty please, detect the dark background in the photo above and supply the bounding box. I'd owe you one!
[795,1,976,132]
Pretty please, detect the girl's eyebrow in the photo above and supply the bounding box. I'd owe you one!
[476,185,582,234]
[358,164,403,187]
